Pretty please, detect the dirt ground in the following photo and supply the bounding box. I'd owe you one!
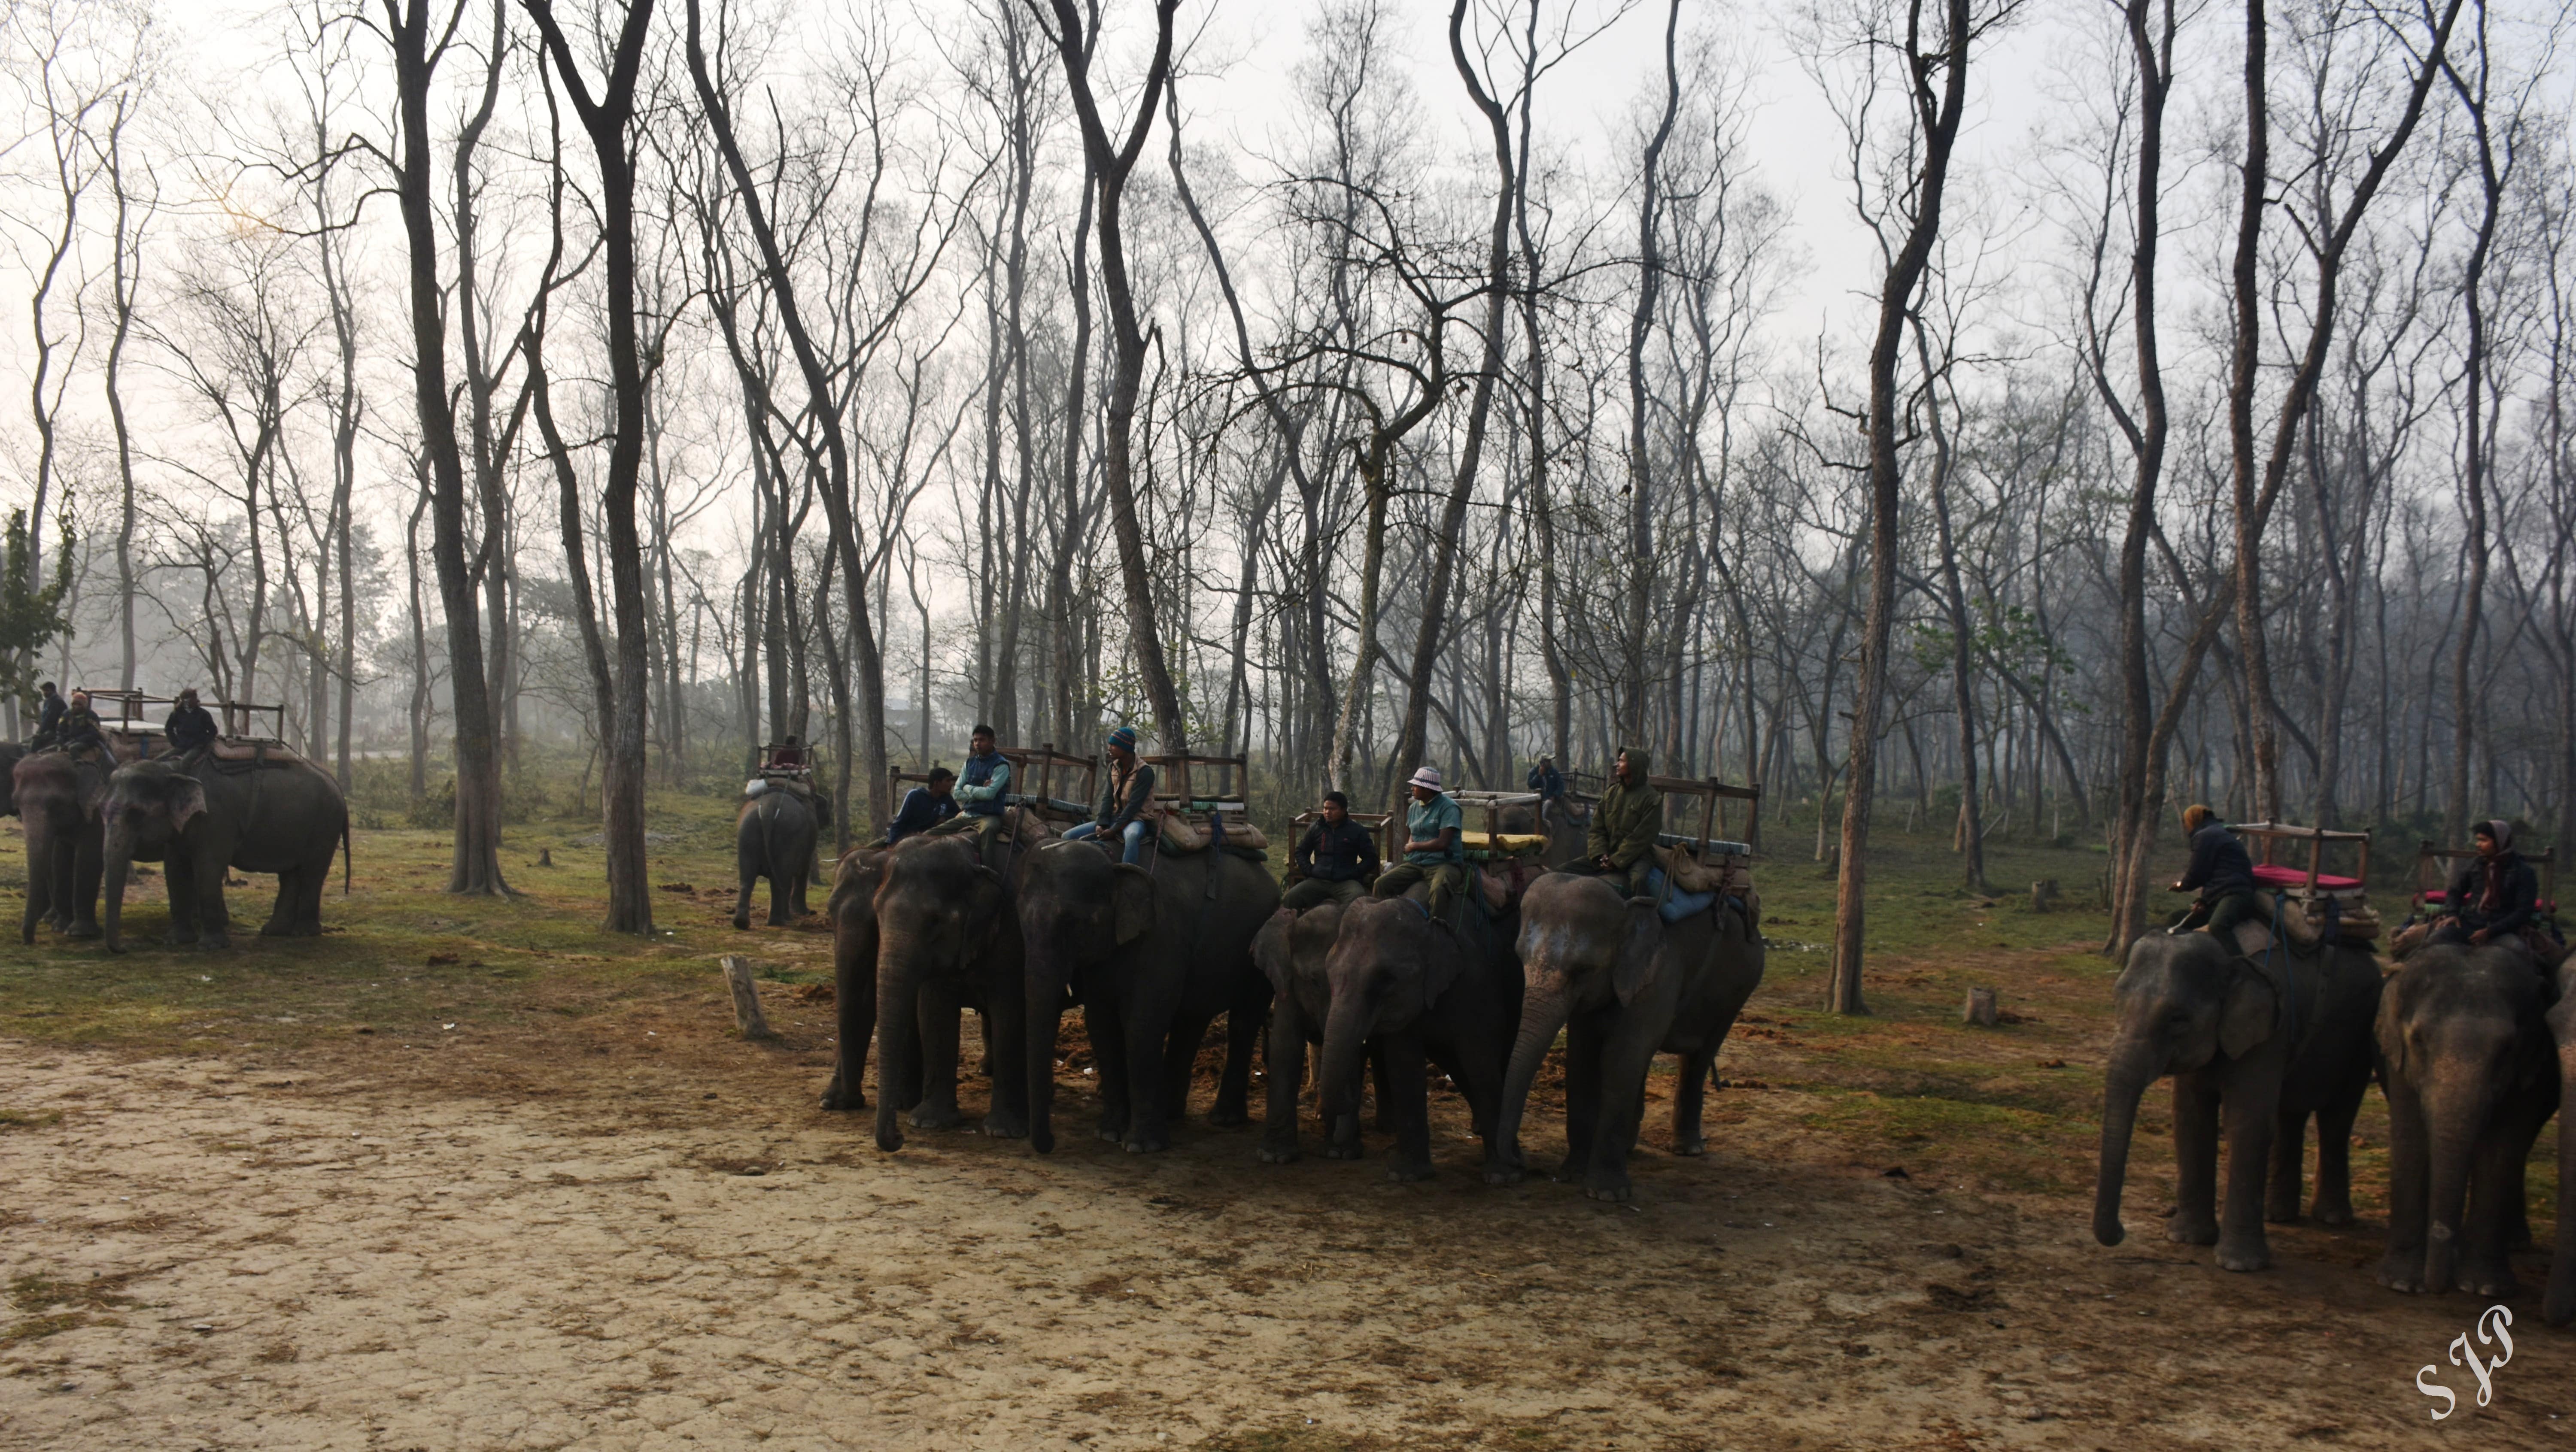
[1,991,2569,1452]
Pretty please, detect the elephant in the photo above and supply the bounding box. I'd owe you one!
[2376,940,2558,1298]
[1018,836,1278,1155]
[732,787,818,928]
[2091,927,2382,1273]
[100,754,349,953]
[828,833,1030,1152]
[15,750,111,940]
[2549,955,2576,1326]
[1498,798,1589,870]
[1489,871,1767,1199]
[1254,890,1521,1179]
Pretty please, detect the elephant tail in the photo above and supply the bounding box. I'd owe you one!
[342,811,353,896]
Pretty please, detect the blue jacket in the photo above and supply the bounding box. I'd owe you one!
[2178,823,2255,899]
[956,751,1012,818]
[888,787,957,843]
[1527,763,1565,800]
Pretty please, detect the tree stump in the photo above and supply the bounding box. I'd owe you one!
[721,955,778,1041]
[2030,878,2059,913]
[1963,987,1999,1027]
[537,847,554,867]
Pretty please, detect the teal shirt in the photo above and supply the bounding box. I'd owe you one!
[1405,793,1464,865]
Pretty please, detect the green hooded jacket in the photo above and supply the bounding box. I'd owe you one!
[1586,748,1662,870]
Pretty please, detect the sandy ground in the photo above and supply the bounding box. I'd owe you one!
[0,1019,2570,1451]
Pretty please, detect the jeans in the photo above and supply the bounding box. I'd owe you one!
[1065,818,1150,865]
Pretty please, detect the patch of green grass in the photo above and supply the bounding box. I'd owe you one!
[0,1108,61,1131]
[9,1272,140,1315]
[0,1311,90,1346]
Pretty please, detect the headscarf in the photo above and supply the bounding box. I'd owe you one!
[2477,818,2513,852]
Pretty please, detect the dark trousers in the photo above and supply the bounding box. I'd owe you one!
[2175,891,2260,937]
[1282,876,1365,912]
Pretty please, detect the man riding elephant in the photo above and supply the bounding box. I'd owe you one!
[55,691,106,759]
[2169,803,2257,937]
[1284,789,1378,912]
[2430,818,2540,951]
[1373,766,1466,922]
[164,688,219,763]
[952,723,1013,849]
[1582,748,1661,899]
[1063,726,1156,865]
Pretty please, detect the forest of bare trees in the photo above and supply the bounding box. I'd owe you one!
[4,0,2572,995]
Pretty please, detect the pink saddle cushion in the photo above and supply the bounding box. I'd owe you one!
[2251,864,2361,891]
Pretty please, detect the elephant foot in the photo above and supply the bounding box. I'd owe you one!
[2213,1238,2272,1273]
[2165,1216,2220,1247]
[1387,1160,1436,1184]
[1482,1163,1528,1187]
[2263,1207,2303,1225]
[732,916,750,931]
[2312,1200,2355,1228]
[1673,1136,1707,1157]
[258,922,292,938]
[1321,1139,1364,1161]
[1206,1103,1251,1129]
[163,930,197,946]
[64,925,100,941]
[819,1081,867,1112]
[907,1103,964,1131]
[1257,1140,1302,1165]
[2460,1264,2521,1298]
[2377,1255,2427,1293]
[981,1110,1028,1140]
[1122,1133,1170,1154]
[1583,1177,1635,1204]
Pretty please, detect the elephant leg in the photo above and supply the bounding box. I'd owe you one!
[2214,1066,2280,1271]
[980,976,1029,1141]
[19,831,46,944]
[67,831,103,938]
[2500,1105,2546,1255]
[1582,1019,1662,1203]
[2309,1081,2365,1227]
[1385,1035,1434,1182]
[194,848,234,950]
[1369,1042,1398,1133]
[1557,1019,1603,1184]
[1160,1011,1214,1130]
[2167,1073,2222,1246]
[2265,1104,2307,1223]
[2459,1123,2531,1297]
[732,857,755,930]
[260,868,303,937]
[1209,985,1266,1129]
[907,982,965,1130]
[1258,1000,1308,1164]
[161,855,200,945]
[1672,1048,1715,1157]
[1119,973,1185,1153]
[2378,1070,2431,1291]
[1087,989,1133,1145]
[47,830,75,932]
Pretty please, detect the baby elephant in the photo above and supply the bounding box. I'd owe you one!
[1255,896,1519,1180]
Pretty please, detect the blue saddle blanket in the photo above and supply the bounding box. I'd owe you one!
[1643,868,1718,924]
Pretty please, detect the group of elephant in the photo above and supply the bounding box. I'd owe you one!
[1,739,349,952]
[802,809,1767,1200]
[2094,922,2576,1325]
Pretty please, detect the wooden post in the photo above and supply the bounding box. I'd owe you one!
[721,956,777,1041]
[1963,988,1999,1027]
[2030,879,2057,913]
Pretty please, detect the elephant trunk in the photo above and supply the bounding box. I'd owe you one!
[2421,1070,2496,1295]
[874,928,927,1153]
[1318,986,1374,1125]
[100,823,133,955]
[2093,1033,2160,1247]
[1492,987,1575,1178]
[1024,939,1070,1155]
[2549,1044,2576,1326]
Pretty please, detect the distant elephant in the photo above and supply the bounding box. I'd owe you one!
[100,753,348,952]
[1498,798,1589,870]
[1491,872,1766,1199]
[2092,928,2381,1273]
[2549,955,2576,1326]
[1018,836,1277,1155]
[15,750,111,940]
[0,740,27,813]
[2376,941,2557,1298]
[1256,891,1520,1180]
[732,787,818,928]
[835,834,1028,1151]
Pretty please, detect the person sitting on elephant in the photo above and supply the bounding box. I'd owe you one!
[2430,818,2540,951]
[1527,755,1566,803]
[164,688,219,761]
[953,724,1013,837]
[29,681,63,749]
[1285,790,1379,912]
[887,767,958,844]
[1581,747,1662,898]
[1373,766,1467,921]
[1063,726,1157,865]
[54,691,105,760]
[2168,803,2258,937]
[769,734,807,770]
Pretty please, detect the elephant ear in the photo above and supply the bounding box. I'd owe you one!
[167,774,208,837]
[1612,899,1663,1007]
[1112,863,1156,945]
[830,850,886,928]
[1423,924,1462,1007]
[969,865,1009,947]
[2219,967,2279,1061]
[1252,909,1298,996]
